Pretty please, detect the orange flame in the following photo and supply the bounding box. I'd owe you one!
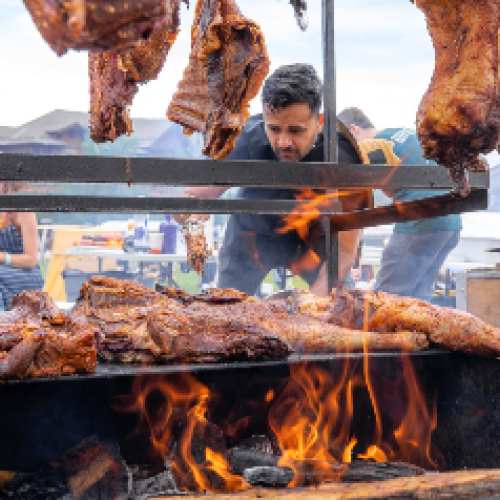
[114,374,248,492]
[117,351,442,492]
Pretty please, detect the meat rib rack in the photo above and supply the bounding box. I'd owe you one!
[0,0,490,289]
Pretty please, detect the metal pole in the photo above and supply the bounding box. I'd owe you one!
[322,0,339,291]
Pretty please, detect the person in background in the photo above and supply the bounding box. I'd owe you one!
[338,107,461,303]
[0,183,43,310]
[174,64,364,296]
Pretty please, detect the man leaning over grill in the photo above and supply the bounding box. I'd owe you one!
[174,64,364,296]
[338,107,461,303]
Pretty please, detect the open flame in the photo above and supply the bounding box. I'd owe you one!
[117,353,443,492]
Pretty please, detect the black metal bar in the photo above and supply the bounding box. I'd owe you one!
[0,153,489,189]
[322,0,337,164]
[328,189,488,231]
[1,350,447,385]
[322,0,339,291]
[0,191,485,229]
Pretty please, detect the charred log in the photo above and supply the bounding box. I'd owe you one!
[60,436,131,500]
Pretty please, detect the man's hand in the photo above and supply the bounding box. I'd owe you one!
[172,212,210,226]
[172,187,228,225]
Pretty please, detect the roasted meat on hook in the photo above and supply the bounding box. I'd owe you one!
[168,0,269,159]
[22,0,170,56]
[414,0,499,194]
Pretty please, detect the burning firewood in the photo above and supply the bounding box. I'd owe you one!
[228,447,426,487]
[169,468,500,499]
[60,436,131,499]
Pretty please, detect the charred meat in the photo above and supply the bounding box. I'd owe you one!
[22,0,170,56]
[414,0,499,194]
[167,0,269,159]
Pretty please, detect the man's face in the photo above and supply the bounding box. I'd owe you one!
[264,103,321,162]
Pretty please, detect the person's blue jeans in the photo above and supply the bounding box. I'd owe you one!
[374,230,460,303]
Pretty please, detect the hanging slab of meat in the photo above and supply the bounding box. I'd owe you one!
[296,287,500,357]
[89,2,181,143]
[0,291,97,380]
[414,0,499,194]
[167,0,269,159]
[22,0,170,56]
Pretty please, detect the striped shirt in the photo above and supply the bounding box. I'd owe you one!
[0,213,43,310]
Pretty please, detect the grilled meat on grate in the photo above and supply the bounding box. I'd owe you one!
[0,291,97,380]
[296,287,500,357]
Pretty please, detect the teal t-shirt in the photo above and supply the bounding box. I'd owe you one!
[375,128,462,234]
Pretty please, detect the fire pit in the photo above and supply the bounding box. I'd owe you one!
[0,350,499,498]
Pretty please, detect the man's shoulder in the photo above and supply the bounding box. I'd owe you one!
[227,114,275,161]
[376,128,417,144]
[240,113,268,145]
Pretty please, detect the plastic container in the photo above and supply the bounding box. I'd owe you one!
[160,214,177,254]
[149,232,163,254]
[133,212,149,251]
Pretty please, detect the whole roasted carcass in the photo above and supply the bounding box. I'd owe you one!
[22,0,171,56]
[89,1,182,143]
[73,277,428,364]
[414,0,499,194]
[167,0,270,159]
[73,277,293,363]
[0,291,97,380]
[296,287,500,357]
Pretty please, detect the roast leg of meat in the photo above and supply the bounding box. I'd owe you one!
[0,333,44,380]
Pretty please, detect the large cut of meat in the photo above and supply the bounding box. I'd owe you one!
[74,278,426,364]
[89,2,181,143]
[22,0,170,56]
[0,291,97,380]
[296,287,500,357]
[414,0,499,194]
[74,277,292,363]
[167,0,269,159]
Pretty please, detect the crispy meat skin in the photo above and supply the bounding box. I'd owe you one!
[22,0,169,56]
[415,0,499,191]
[167,0,269,159]
[0,291,97,380]
[76,277,292,363]
[78,278,425,364]
[297,288,500,357]
[186,296,429,354]
[89,4,181,143]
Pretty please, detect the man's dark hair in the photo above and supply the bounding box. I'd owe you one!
[338,107,375,129]
[262,64,322,116]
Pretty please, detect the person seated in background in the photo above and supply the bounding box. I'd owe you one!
[338,107,461,303]
[174,64,365,296]
[0,183,43,310]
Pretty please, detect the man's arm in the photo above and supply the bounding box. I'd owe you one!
[309,229,362,296]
